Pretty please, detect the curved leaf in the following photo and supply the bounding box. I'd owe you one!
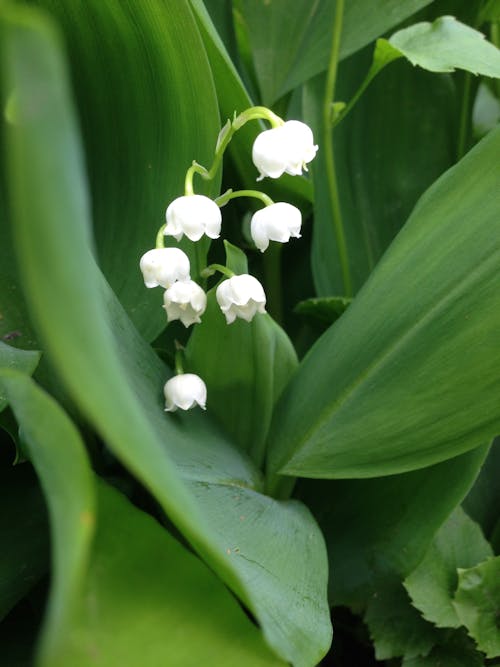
[0,342,40,411]
[268,127,500,479]
[34,0,221,342]
[1,7,331,664]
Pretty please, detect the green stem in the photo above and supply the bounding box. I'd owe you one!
[201,263,235,280]
[215,188,274,208]
[265,473,296,500]
[457,71,473,160]
[155,224,166,249]
[174,347,184,375]
[323,0,352,297]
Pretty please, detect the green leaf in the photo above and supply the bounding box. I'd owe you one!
[404,508,493,628]
[0,459,49,621]
[1,7,331,664]
[294,296,351,325]
[453,556,500,658]
[0,370,95,665]
[0,342,40,411]
[402,629,486,667]
[463,439,500,539]
[305,54,457,298]
[365,582,438,660]
[268,127,500,479]
[223,238,249,274]
[388,16,500,77]
[236,0,435,103]
[297,446,488,607]
[33,0,221,342]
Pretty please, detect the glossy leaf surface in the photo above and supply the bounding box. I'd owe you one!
[268,128,500,479]
[1,8,331,664]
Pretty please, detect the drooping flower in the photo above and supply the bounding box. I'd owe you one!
[164,195,222,242]
[252,120,318,180]
[250,202,302,252]
[163,280,207,328]
[216,274,266,324]
[164,373,207,412]
[139,247,190,289]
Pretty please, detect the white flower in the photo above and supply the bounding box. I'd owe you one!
[216,274,266,324]
[139,248,190,289]
[163,280,207,328]
[250,202,302,252]
[164,373,207,412]
[252,120,318,180]
[164,195,222,242]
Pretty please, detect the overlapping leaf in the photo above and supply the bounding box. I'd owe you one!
[0,6,331,665]
[268,127,500,479]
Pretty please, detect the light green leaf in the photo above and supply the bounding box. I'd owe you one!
[236,0,435,103]
[364,582,437,660]
[33,0,221,342]
[388,16,500,76]
[297,446,489,607]
[453,556,500,658]
[0,371,95,665]
[404,508,493,628]
[0,342,40,411]
[1,7,331,664]
[268,127,500,479]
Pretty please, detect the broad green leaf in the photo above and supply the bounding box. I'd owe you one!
[1,8,331,664]
[388,16,500,76]
[186,242,298,465]
[453,556,500,658]
[0,457,49,621]
[297,446,488,607]
[0,371,95,665]
[294,296,351,325]
[0,342,39,411]
[268,127,500,479]
[31,0,221,342]
[403,508,493,628]
[463,439,500,539]
[402,629,485,667]
[305,54,457,298]
[364,583,437,660]
[236,0,435,103]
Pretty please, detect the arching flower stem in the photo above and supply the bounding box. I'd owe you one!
[215,188,274,208]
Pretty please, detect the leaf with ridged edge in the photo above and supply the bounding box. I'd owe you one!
[453,556,500,658]
[32,0,221,342]
[1,7,331,665]
[267,127,500,480]
[403,507,493,629]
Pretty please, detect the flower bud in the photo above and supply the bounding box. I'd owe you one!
[164,373,207,412]
[252,120,318,180]
[250,202,302,252]
[163,280,207,328]
[216,274,266,324]
[139,248,190,289]
[164,194,222,242]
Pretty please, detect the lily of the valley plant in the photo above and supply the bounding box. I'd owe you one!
[1,2,500,667]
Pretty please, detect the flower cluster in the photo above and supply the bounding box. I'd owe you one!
[139,109,318,412]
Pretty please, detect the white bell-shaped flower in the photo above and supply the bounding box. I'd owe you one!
[216,274,266,324]
[164,194,222,242]
[250,202,302,252]
[163,280,207,328]
[252,120,318,180]
[139,248,190,289]
[164,373,207,412]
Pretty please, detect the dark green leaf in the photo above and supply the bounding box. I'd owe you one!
[404,507,493,628]
[297,446,488,607]
[33,0,221,342]
[1,8,331,664]
[0,342,40,411]
[365,582,438,660]
[453,556,500,658]
[268,128,500,479]
[294,296,351,325]
[402,629,485,667]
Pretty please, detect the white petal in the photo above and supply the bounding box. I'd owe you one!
[165,195,221,242]
[164,374,207,412]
